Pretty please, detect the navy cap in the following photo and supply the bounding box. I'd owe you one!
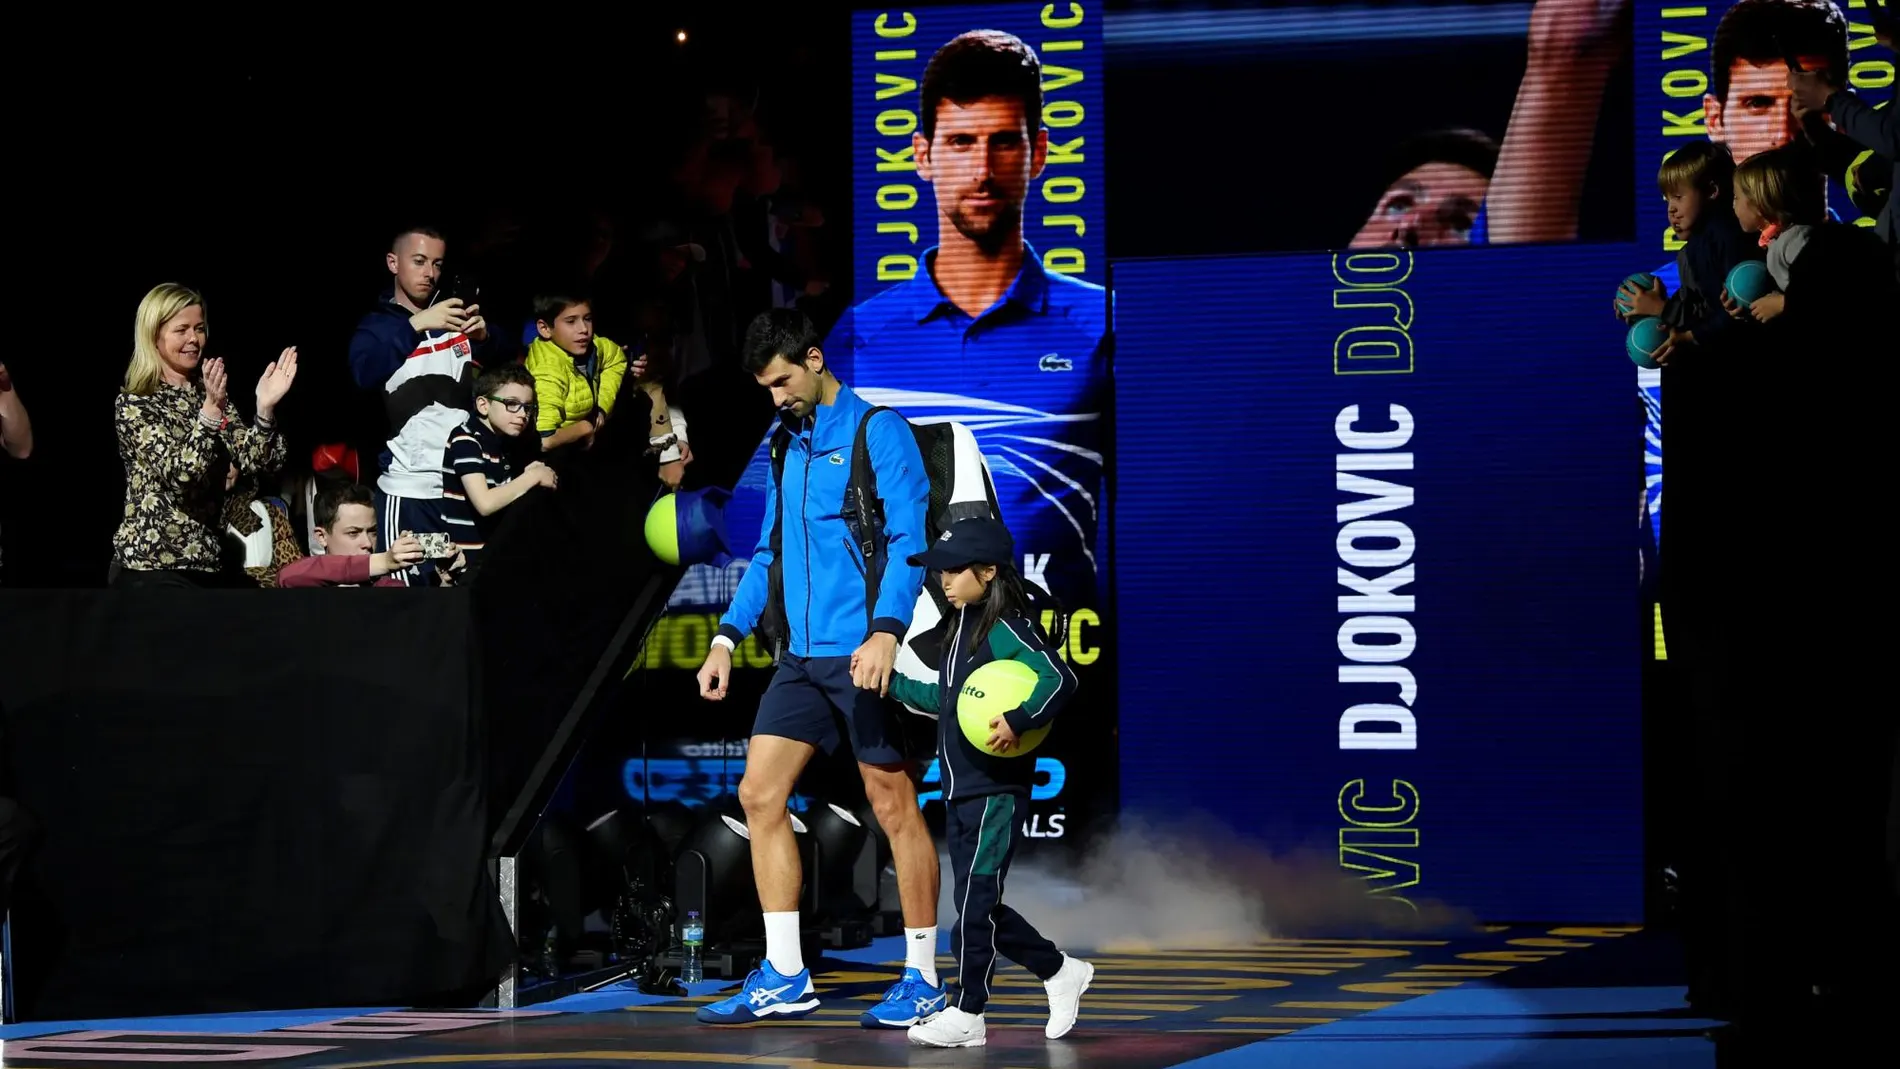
[908,517,1015,571]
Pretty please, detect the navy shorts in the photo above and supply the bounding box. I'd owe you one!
[373,489,450,588]
[753,654,908,767]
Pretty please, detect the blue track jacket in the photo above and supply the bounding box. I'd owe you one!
[717,385,929,658]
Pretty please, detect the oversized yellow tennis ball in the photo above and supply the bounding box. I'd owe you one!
[645,493,680,565]
[957,659,1052,757]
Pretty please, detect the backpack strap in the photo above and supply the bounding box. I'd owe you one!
[842,406,899,639]
[758,421,796,660]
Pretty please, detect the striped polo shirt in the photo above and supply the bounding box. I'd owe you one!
[439,413,515,565]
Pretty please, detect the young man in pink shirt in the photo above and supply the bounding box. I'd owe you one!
[277,483,439,588]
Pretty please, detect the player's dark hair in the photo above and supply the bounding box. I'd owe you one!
[314,482,374,531]
[1712,0,1849,102]
[474,363,535,399]
[1382,128,1500,190]
[1658,139,1737,197]
[742,308,826,376]
[920,30,1043,142]
[533,288,591,328]
[390,224,446,253]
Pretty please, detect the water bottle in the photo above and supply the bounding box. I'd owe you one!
[681,911,704,984]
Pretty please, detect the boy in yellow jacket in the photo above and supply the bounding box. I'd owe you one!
[526,290,691,485]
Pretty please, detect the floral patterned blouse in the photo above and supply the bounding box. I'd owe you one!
[113,383,286,573]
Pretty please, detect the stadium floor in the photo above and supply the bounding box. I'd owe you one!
[3,924,1765,1068]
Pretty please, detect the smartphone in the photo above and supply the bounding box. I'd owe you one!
[415,532,455,559]
[433,274,481,308]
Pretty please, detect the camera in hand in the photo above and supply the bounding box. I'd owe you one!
[412,532,455,559]
[437,273,480,308]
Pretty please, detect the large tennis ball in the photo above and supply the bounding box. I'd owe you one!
[957,659,1052,757]
[1724,260,1776,309]
[645,493,680,565]
[1614,271,1656,318]
[1626,317,1671,370]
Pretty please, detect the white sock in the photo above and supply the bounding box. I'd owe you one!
[764,911,804,977]
[905,927,940,986]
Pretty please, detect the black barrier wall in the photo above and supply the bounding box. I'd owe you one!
[0,588,512,1021]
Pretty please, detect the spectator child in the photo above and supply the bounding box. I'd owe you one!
[1618,140,1762,366]
[440,365,556,576]
[528,290,692,486]
[526,290,635,454]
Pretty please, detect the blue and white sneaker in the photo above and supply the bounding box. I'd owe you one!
[694,961,820,1024]
[860,967,948,1028]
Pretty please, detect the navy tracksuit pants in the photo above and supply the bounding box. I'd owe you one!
[945,791,1064,1015]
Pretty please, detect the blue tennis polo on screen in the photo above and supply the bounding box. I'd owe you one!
[823,243,1110,595]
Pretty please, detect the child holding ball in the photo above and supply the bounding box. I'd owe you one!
[887,516,1091,1049]
[1720,144,1893,332]
[1617,140,1760,367]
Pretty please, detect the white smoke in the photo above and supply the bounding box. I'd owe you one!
[938,815,1474,951]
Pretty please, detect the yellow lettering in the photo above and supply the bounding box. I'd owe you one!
[1338,779,1420,827]
[874,11,917,37]
[877,220,920,243]
[876,184,919,211]
[1849,59,1894,89]
[1662,109,1706,136]
[1340,848,1420,892]
[1041,2,1084,29]
[875,109,917,137]
[1661,30,1707,61]
[1661,69,1708,97]
[875,72,918,101]
[874,49,917,61]
[1044,100,1085,128]
[670,614,707,667]
[1333,287,1415,330]
[1044,214,1086,236]
[877,254,918,281]
[1660,6,1707,17]
[1331,251,1414,288]
[1042,64,1084,93]
[1042,40,1084,52]
[1044,247,1087,276]
[1042,175,1086,203]
[1333,325,1414,375]
[875,144,916,173]
[743,635,775,669]
[1045,135,1084,166]
[1664,224,1686,253]
[1067,607,1100,665]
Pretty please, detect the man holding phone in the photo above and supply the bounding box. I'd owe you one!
[349,225,497,586]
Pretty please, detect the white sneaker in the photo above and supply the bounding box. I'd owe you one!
[907,1006,986,1047]
[1043,953,1093,1039]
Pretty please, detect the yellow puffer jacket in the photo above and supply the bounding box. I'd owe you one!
[526,336,630,434]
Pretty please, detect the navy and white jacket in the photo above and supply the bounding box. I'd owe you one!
[349,288,494,498]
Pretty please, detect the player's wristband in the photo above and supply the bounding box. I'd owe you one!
[710,635,737,652]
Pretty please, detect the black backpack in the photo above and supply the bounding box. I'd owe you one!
[755,407,1066,662]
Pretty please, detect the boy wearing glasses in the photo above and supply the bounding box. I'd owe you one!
[438,365,558,579]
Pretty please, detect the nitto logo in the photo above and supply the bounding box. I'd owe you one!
[962,685,985,699]
[1038,353,1072,372]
